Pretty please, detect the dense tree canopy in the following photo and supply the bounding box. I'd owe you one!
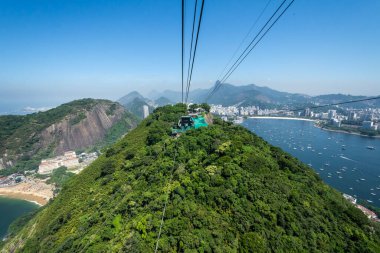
[2,104,380,252]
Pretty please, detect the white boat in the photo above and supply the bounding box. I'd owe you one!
[366,146,375,150]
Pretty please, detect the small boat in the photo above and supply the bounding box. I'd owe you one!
[367,200,373,203]
[349,187,353,190]
[371,193,376,196]
[338,176,343,179]
[360,178,366,181]
[366,146,375,150]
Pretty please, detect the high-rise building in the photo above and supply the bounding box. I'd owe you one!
[143,105,149,119]
[328,110,337,119]
[348,111,357,121]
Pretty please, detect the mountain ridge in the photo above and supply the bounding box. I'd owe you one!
[0,99,139,175]
[145,83,379,108]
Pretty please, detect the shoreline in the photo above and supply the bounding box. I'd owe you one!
[315,125,380,139]
[0,192,45,206]
[0,180,54,206]
[248,116,316,122]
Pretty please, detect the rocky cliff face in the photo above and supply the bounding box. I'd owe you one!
[40,103,125,155]
[0,99,138,173]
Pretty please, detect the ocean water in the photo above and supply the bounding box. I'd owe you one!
[0,197,39,239]
[242,118,380,207]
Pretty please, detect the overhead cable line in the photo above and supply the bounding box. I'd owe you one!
[215,0,273,82]
[185,0,199,104]
[207,0,292,101]
[206,0,295,102]
[181,0,185,103]
[154,143,178,253]
[185,0,205,104]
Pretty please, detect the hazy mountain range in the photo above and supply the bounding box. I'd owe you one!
[144,83,380,109]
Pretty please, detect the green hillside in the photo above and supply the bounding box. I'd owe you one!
[0,99,139,175]
[2,104,380,252]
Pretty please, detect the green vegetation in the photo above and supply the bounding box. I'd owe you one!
[46,167,75,190]
[69,111,86,126]
[2,104,380,252]
[122,97,153,119]
[0,99,138,176]
[93,112,140,152]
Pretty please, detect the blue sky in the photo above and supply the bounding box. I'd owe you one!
[0,0,379,112]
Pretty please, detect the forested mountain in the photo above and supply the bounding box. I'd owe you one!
[149,83,379,108]
[118,91,147,106]
[2,104,379,252]
[0,99,139,175]
[117,92,155,119]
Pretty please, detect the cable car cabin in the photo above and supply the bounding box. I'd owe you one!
[171,114,208,135]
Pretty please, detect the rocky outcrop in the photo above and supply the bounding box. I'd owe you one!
[40,103,125,155]
[0,99,138,171]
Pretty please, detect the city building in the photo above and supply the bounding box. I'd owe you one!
[328,110,337,119]
[143,105,149,119]
[348,111,357,121]
[330,118,341,127]
[38,151,79,174]
[362,121,373,130]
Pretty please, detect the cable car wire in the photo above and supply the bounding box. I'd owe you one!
[206,0,289,101]
[154,143,178,253]
[185,0,205,104]
[206,0,295,102]
[182,0,185,103]
[215,0,273,82]
[185,0,199,104]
